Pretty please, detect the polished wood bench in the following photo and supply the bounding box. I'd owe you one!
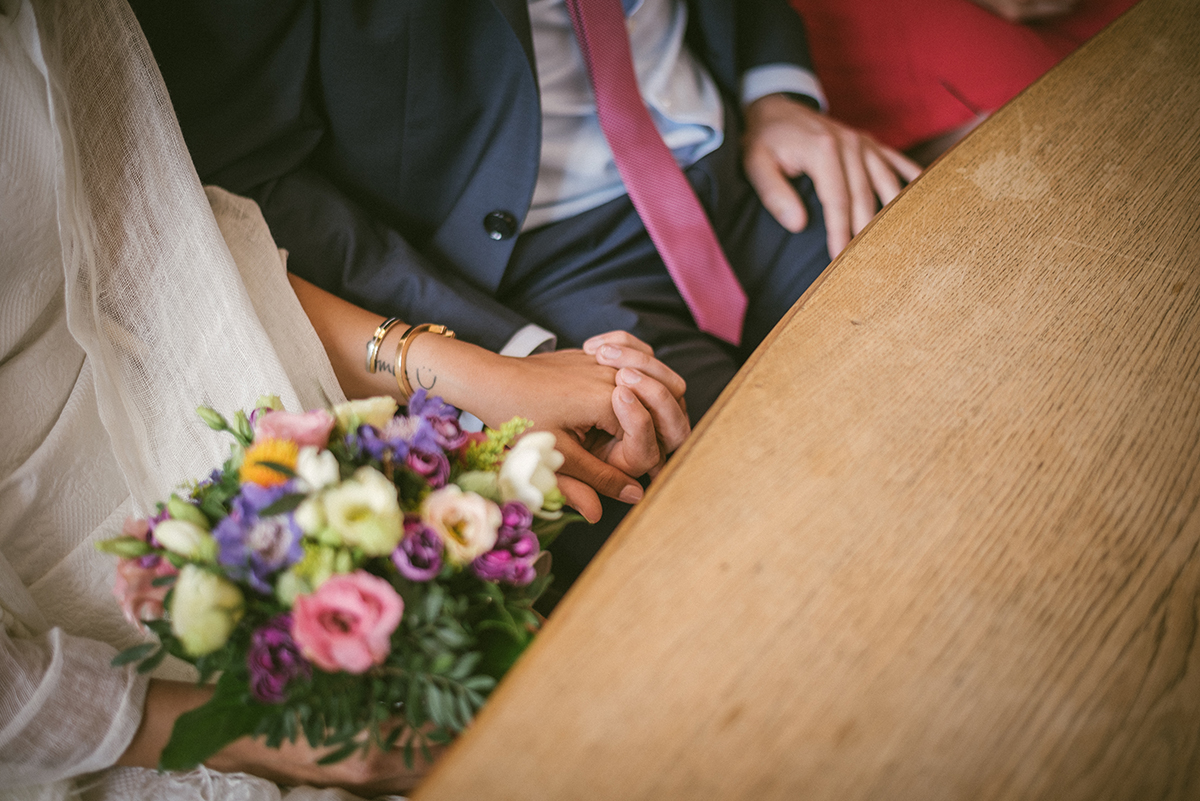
[416,0,1200,796]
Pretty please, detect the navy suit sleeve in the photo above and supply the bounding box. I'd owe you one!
[248,170,530,353]
[736,0,815,76]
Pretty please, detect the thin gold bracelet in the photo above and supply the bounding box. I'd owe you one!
[394,323,456,401]
[365,316,403,373]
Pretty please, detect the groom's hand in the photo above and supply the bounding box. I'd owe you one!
[742,93,921,258]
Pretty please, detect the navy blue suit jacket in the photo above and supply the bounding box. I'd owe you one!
[134,0,815,351]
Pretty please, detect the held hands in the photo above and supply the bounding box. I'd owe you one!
[462,331,689,523]
[742,93,922,258]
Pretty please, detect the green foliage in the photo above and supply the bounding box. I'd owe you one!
[462,417,532,471]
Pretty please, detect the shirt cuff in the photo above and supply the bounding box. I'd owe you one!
[498,323,557,357]
[459,324,558,432]
[741,64,828,112]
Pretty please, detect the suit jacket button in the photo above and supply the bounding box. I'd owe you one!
[484,210,518,240]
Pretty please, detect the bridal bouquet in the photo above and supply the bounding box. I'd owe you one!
[98,391,573,770]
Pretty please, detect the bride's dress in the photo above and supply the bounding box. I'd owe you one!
[0,0,382,798]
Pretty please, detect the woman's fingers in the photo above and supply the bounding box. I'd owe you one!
[554,433,643,510]
[554,473,603,524]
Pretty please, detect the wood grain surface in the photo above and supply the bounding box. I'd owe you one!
[415,0,1200,797]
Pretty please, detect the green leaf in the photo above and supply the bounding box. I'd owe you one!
[258,492,306,517]
[461,675,496,692]
[158,675,272,771]
[455,690,475,727]
[256,460,297,480]
[136,646,168,674]
[150,574,177,588]
[448,651,482,680]
[426,728,454,745]
[316,741,360,766]
[423,585,445,623]
[111,642,156,667]
[434,625,470,648]
[430,651,455,675]
[426,684,450,729]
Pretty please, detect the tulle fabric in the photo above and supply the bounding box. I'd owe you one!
[0,0,358,797]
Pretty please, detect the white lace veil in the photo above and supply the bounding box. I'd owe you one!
[41,0,343,508]
[1,0,345,794]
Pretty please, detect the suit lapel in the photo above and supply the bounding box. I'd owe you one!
[490,0,537,75]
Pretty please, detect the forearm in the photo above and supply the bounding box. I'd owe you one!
[117,679,432,793]
[287,272,523,425]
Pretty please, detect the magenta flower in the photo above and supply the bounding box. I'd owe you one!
[392,516,443,582]
[247,614,311,703]
[405,447,450,489]
[471,501,540,586]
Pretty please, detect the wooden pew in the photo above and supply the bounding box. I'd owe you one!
[416,0,1200,796]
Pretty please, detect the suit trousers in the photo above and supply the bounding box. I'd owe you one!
[504,109,833,594]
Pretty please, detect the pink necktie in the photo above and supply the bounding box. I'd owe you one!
[565,0,748,346]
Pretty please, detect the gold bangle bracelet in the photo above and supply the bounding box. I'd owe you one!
[365,316,403,373]
[394,323,456,401]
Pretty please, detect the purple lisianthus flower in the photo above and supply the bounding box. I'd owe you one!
[405,447,450,489]
[355,423,405,462]
[356,412,444,465]
[471,501,540,586]
[407,389,468,450]
[214,482,304,594]
[392,516,444,581]
[247,614,310,703]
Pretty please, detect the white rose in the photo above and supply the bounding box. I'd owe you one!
[153,519,217,562]
[422,485,501,566]
[296,446,340,491]
[323,466,403,556]
[332,396,398,433]
[498,431,564,513]
[170,565,243,656]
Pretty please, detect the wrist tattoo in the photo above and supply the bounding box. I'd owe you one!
[416,366,437,391]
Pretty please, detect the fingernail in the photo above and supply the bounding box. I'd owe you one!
[617,368,641,385]
[599,344,621,360]
[616,386,636,404]
[583,338,601,354]
[619,484,643,504]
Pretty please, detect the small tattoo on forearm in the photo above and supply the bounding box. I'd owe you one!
[376,359,395,377]
[416,367,437,391]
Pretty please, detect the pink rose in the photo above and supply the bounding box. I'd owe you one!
[291,571,403,673]
[112,517,178,631]
[254,409,337,449]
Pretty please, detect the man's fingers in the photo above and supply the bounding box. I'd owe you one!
[555,434,644,506]
[582,330,654,356]
[591,344,687,399]
[840,138,877,237]
[882,146,923,183]
[744,148,808,234]
[863,148,905,209]
[608,385,663,476]
[615,368,690,454]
